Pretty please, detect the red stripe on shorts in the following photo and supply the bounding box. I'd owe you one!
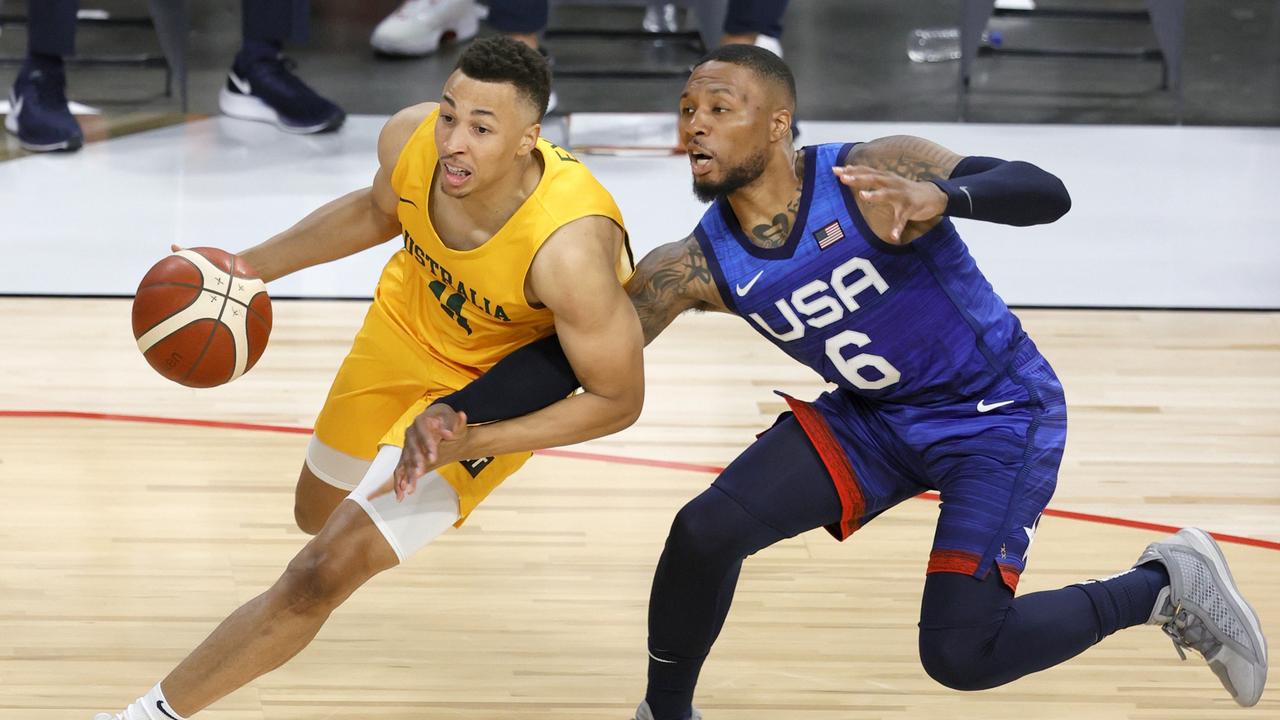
[928,549,1022,592]
[781,395,865,541]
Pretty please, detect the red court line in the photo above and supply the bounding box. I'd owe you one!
[5,409,1278,552]
[538,447,725,474]
[0,409,314,435]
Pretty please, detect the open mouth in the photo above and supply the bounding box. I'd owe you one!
[441,161,472,186]
[688,148,714,174]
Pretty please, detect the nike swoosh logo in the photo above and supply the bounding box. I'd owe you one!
[735,270,764,296]
[976,399,1015,413]
[227,71,252,96]
[156,700,182,720]
[11,94,23,119]
[648,650,677,664]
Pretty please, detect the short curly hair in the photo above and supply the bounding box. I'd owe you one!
[456,35,552,120]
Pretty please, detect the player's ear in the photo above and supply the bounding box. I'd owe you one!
[769,108,793,144]
[517,122,541,157]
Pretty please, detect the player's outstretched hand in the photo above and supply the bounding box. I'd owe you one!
[394,404,469,501]
[832,165,947,244]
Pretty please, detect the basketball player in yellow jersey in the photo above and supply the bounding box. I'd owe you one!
[96,36,643,720]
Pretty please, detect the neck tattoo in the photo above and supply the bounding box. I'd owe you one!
[749,187,802,248]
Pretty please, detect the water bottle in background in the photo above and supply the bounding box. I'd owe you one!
[907,28,1002,63]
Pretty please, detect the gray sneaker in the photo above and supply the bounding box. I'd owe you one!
[1135,527,1267,706]
[633,700,703,720]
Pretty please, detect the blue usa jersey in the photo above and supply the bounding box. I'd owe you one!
[695,142,1031,404]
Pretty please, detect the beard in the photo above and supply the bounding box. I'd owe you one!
[691,148,769,203]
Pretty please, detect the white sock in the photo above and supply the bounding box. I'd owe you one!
[121,683,188,720]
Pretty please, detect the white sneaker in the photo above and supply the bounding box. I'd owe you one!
[1135,527,1267,707]
[642,3,679,33]
[371,0,484,57]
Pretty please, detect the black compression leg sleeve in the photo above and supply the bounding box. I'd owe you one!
[645,417,843,719]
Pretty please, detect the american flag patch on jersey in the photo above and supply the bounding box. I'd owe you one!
[812,220,845,250]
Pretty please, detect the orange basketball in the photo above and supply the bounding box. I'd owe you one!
[132,247,272,388]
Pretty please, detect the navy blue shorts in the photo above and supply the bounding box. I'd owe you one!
[781,341,1067,591]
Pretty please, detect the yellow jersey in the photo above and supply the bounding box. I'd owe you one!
[378,109,631,380]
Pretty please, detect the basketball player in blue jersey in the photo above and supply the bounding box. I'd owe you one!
[394,45,1267,719]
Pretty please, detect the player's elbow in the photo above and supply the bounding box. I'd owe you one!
[598,381,644,434]
[1022,163,1072,225]
[608,388,645,433]
[1045,176,1071,222]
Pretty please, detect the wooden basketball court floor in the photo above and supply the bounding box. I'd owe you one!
[1,297,1276,719]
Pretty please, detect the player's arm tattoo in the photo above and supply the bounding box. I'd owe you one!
[626,235,726,344]
[845,135,964,182]
[749,150,806,247]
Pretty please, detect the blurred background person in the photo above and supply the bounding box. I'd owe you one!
[369,0,789,58]
[5,0,343,153]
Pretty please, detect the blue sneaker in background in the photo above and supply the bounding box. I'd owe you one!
[219,51,345,134]
[5,63,83,152]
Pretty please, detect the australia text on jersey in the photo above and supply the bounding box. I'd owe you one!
[402,230,511,334]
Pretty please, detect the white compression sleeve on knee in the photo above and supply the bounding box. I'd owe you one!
[305,435,372,491]
[347,445,460,563]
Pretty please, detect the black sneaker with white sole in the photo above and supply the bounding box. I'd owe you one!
[6,64,83,152]
[218,53,345,134]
